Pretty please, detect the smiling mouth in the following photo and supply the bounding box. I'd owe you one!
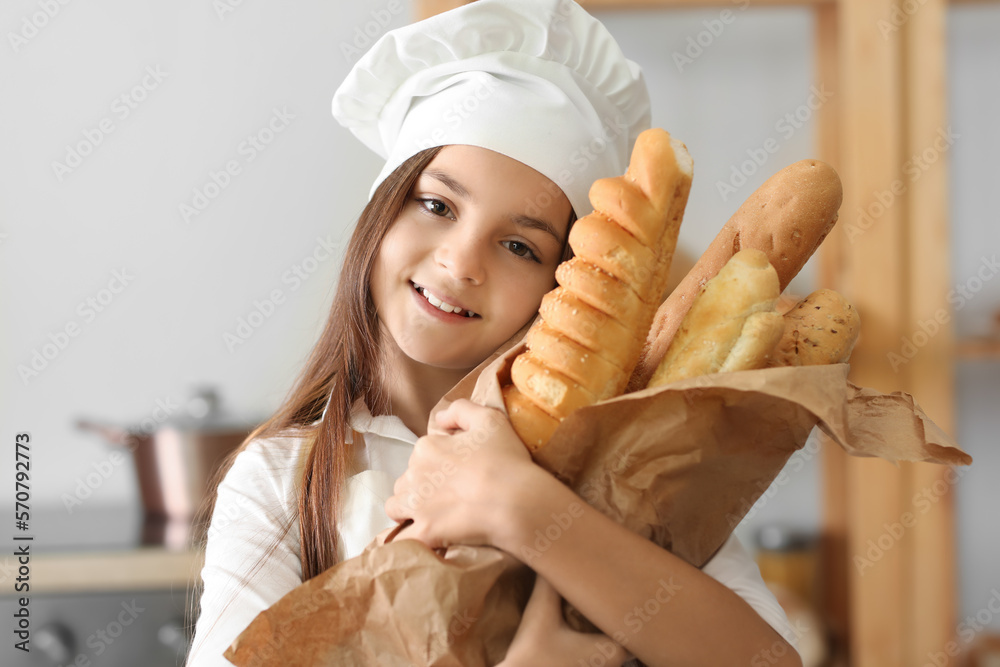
[411,282,479,318]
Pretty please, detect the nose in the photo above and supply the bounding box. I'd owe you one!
[434,225,487,285]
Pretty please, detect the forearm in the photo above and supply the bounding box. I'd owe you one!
[494,467,801,667]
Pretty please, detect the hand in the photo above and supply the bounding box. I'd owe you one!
[499,575,628,667]
[384,399,537,549]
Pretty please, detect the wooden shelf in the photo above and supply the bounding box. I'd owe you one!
[956,337,1000,359]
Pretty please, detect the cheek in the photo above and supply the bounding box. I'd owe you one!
[497,270,556,322]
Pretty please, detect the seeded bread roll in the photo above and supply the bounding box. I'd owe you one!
[647,249,782,386]
[502,384,560,452]
[505,129,694,448]
[524,320,623,399]
[554,258,648,326]
[768,288,861,366]
[536,288,645,369]
[630,160,843,391]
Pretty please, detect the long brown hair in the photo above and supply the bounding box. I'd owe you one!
[190,145,443,597]
[186,145,575,656]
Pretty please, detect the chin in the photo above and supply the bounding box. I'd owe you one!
[404,345,483,371]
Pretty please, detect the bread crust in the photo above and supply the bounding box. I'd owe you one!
[648,249,780,386]
[555,258,651,325]
[505,129,694,449]
[631,159,842,391]
[537,288,646,369]
[502,384,559,453]
[768,288,860,366]
[524,320,625,398]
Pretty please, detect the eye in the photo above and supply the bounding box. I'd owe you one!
[501,240,539,263]
[417,198,453,218]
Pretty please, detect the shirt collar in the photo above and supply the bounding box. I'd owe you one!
[348,398,418,445]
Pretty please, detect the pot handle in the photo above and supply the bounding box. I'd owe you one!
[75,419,134,447]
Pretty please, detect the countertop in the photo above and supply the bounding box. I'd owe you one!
[5,505,206,595]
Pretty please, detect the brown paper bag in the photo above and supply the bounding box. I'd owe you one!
[225,342,971,666]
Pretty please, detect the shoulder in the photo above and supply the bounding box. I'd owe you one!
[217,430,313,514]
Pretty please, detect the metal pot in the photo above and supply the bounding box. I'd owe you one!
[76,387,260,549]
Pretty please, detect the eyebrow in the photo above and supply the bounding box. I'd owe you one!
[422,169,563,245]
[423,169,471,201]
[511,213,563,245]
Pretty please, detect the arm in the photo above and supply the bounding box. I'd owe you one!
[386,400,802,667]
[186,438,304,667]
[493,462,801,667]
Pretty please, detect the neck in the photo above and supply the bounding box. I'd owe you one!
[376,344,472,438]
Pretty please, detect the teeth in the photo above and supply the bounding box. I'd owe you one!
[417,286,475,317]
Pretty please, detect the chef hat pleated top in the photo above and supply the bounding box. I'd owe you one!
[331,0,651,217]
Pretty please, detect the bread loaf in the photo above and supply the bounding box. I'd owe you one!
[630,160,842,391]
[647,249,782,387]
[768,288,860,367]
[506,129,694,451]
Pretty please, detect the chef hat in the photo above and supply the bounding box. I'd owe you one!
[331,0,651,217]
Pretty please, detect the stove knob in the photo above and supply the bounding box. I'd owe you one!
[35,622,75,665]
[159,618,191,653]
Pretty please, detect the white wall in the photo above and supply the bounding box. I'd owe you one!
[1,0,996,631]
[948,3,1000,637]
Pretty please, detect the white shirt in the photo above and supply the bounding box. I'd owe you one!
[186,401,798,666]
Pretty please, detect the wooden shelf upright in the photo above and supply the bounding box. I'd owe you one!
[413,1,967,665]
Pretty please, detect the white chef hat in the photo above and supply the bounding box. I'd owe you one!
[331,0,651,217]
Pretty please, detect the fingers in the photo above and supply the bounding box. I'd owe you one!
[435,398,502,434]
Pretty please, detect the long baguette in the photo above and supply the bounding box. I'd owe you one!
[629,159,842,391]
[506,128,694,451]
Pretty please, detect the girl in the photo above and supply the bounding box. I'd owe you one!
[187,1,802,665]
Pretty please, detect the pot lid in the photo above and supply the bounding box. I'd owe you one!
[144,386,260,433]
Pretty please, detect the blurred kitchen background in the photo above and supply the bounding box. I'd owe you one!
[0,0,997,665]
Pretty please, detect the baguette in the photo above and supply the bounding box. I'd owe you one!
[630,160,842,391]
[768,288,860,366]
[647,249,782,387]
[506,129,694,450]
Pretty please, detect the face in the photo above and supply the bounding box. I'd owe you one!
[371,145,573,372]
